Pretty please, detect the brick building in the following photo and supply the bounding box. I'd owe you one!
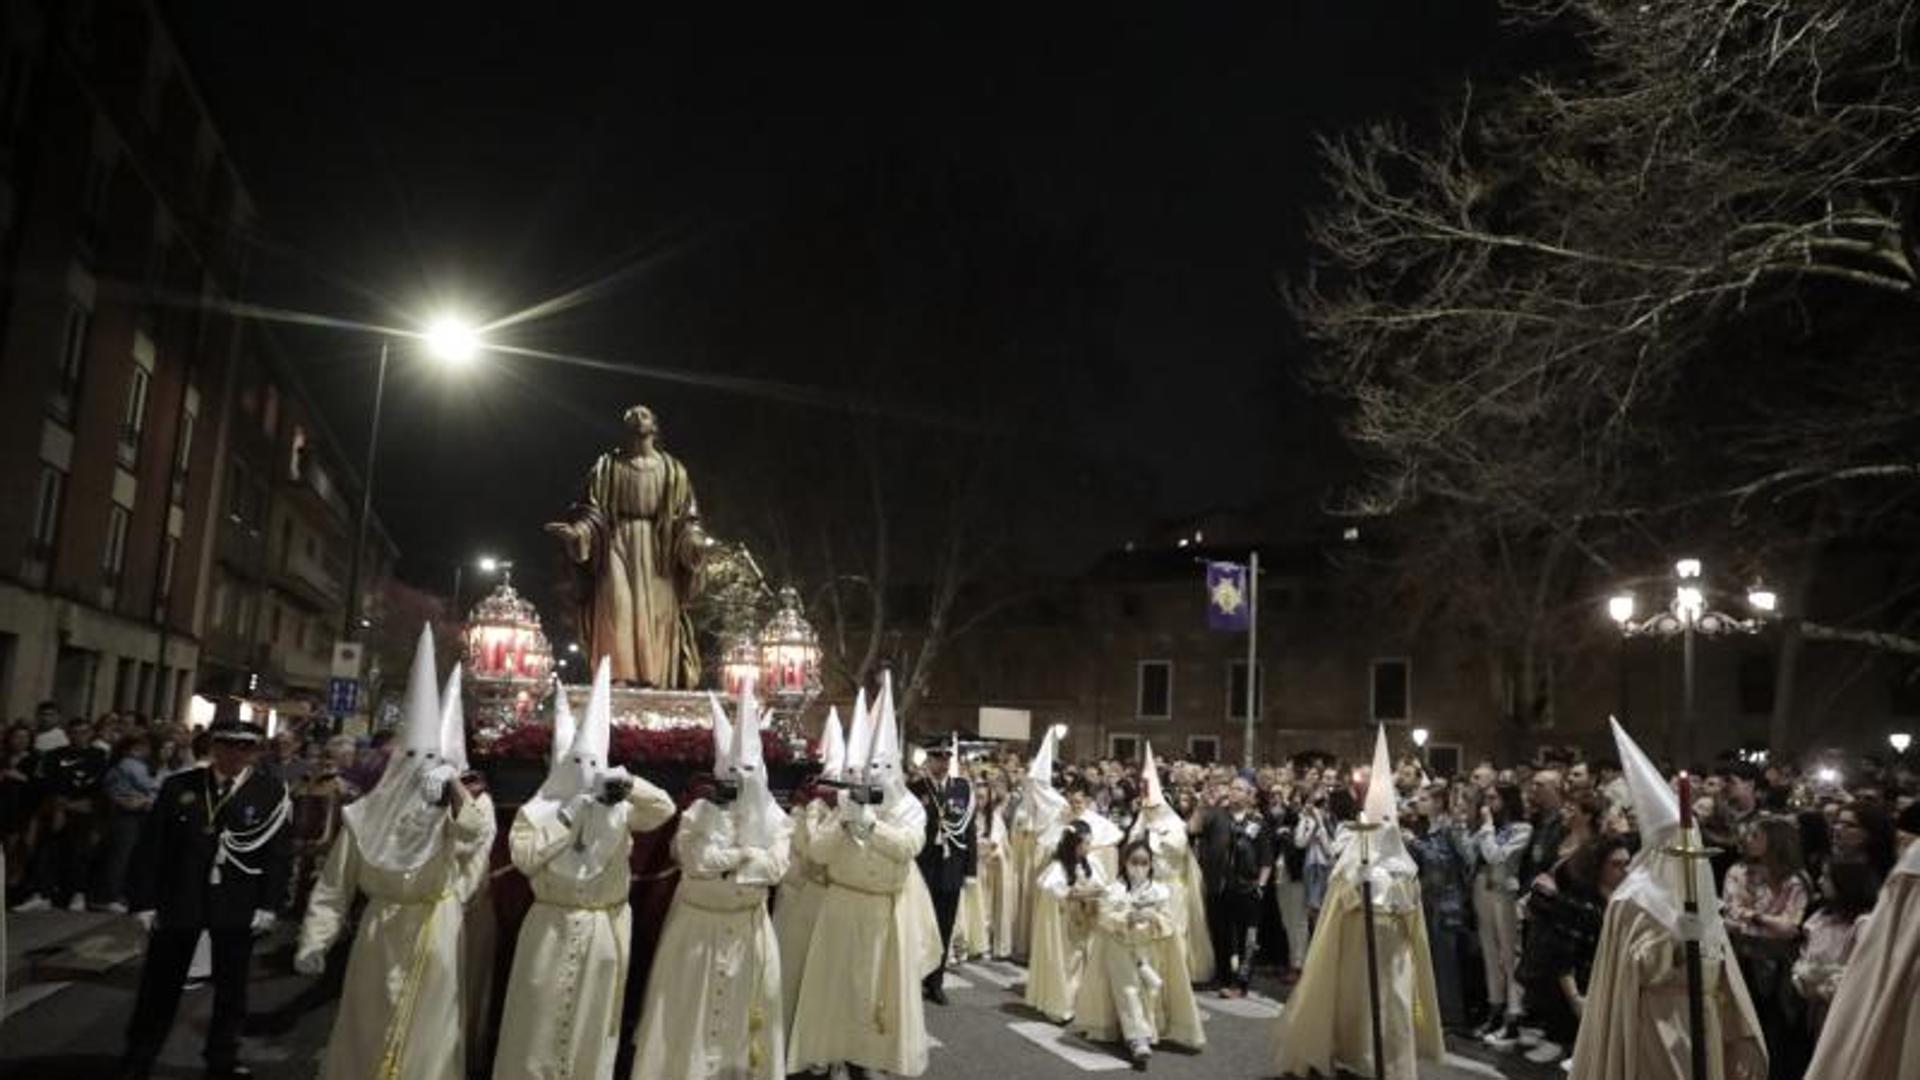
[0,2,392,726]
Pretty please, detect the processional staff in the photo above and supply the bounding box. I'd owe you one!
[1354,811,1386,1080]
[1668,772,1716,1080]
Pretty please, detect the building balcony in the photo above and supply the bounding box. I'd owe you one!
[274,547,343,611]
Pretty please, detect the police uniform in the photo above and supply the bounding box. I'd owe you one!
[122,721,291,1080]
[911,742,975,1001]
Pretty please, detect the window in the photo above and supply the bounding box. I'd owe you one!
[1137,660,1173,719]
[118,366,150,464]
[30,465,64,555]
[50,302,90,422]
[1227,660,1264,720]
[172,407,195,504]
[1427,743,1463,779]
[103,504,131,585]
[1187,736,1221,765]
[1370,658,1411,723]
[157,536,177,604]
[1108,734,1141,762]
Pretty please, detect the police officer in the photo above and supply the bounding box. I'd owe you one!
[911,735,975,1005]
[120,718,291,1080]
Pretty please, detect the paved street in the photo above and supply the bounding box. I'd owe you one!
[3,908,1559,1080]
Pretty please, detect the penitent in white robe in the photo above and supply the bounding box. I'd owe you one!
[1567,897,1769,1080]
[787,800,942,1077]
[1129,803,1214,984]
[981,809,1014,959]
[491,781,675,1080]
[300,793,494,1080]
[1073,879,1205,1050]
[953,874,990,961]
[630,799,792,1080]
[460,792,500,1067]
[1270,869,1444,1080]
[1804,841,1920,1080]
[1025,860,1109,1023]
[772,801,830,1027]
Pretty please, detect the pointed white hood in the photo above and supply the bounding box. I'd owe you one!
[439,663,470,775]
[818,707,846,783]
[1609,716,1728,948]
[341,626,453,873]
[844,688,872,782]
[549,675,578,777]
[708,692,736,779]
[866,674,908,804]
[1017,723,1068,831]
[546,658,625,881]
[1140,741,1166,809]
[730,688,789,848]
[1334,724,1415,885]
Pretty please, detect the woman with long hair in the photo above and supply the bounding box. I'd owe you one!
[1832,803,1896,880]
[1073,838,1205,1068]
[1724,815,1813,1079]
[1025,821,1107,1023]
[1470,782,1532,1041]
[1793,856,1879,1040]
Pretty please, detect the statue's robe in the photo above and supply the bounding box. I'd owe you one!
[558,448,701,688]
[490,781,674,1080]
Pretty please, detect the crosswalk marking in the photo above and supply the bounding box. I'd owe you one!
[1197,992,1282,1020]
[958,961,1021,989]
[1006,1020,1130,1071]
[1443,1051,1507,1078]
[941,971,973,991]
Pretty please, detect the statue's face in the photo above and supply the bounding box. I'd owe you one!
[624,406,659,439]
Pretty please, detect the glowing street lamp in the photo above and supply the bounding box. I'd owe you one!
[1606,557,1775,764]
[340,312,493,643]
[1892,732,1913,755]
[423,315,481,366]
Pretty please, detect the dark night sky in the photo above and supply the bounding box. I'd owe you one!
[166,3,1500,603]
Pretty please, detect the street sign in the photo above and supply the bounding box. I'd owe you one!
[327,677,360,716]
[331,641,364,679]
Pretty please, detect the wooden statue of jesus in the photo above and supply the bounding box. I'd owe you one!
[544,405,708,688]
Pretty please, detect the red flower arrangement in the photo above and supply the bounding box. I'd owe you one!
[476,722,806,767]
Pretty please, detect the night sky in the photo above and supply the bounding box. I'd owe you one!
[168,3,1500,606]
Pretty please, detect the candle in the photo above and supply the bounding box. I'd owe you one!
[1677,770,1693,830]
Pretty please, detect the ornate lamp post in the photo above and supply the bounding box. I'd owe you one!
[756,586,821,749]
[463,574,556,735]
[1608,558,1775,764]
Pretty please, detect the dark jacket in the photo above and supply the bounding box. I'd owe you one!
[127,766,292,930]
[913,774,976,894]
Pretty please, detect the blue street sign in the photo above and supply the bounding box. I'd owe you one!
[327,677,360,716]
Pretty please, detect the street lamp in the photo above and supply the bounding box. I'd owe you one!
[1410,726,1430,771]
[340,315,490,644]
[1892,732,1913,756]
[1607,557,1775,765]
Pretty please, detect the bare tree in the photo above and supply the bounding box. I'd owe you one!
[1298,1,1920,732]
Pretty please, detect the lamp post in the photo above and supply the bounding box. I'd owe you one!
[340,316,488,643]
[1411,726,1430,773]
[1892,732,1913,758]
[1608,558,1775,765]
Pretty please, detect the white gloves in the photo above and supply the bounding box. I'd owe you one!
[419,763,458,803]
[250,909,277,935]
[134,910,156,933]
[293,946,326,976]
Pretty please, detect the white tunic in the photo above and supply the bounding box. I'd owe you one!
[1024,859,1109,1022]
[299,793,494,1080]
[787,800,941,1076]
[630,799,792,1080]
[491,781,675,1080]
[772,801,830,1026]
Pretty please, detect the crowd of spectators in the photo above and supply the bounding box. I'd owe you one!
[968,741,1920,1074]
[8,699,1917,1076]
[2,702,385,918]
